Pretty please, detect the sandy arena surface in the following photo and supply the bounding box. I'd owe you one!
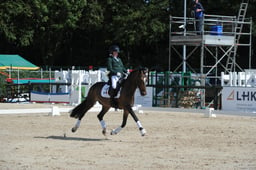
[0,103,256,170]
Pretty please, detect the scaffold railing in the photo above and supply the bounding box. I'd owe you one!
[170,14,251,38]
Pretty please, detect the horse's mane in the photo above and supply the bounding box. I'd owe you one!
[128,67,147,77]
[124,67,147,84]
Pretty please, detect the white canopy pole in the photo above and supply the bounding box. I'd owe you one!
[183,0,187,73]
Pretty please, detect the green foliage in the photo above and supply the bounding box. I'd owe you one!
[0,1,34,46]
[0,74,7,98]
[104,0,169,47]
[78,2,103,30]
[29,0,87,65]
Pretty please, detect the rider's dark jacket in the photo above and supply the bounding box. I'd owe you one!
[107,56,127,76]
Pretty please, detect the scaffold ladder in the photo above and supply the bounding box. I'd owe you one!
[225,0,248,73]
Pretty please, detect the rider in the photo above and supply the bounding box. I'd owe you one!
[107,45,128,108]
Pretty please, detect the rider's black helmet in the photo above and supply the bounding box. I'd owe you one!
[109,45,120,54]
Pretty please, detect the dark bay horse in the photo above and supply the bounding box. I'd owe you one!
[70,67,148,136]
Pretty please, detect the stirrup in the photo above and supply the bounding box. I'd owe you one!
[109,95,118,108]
[111,99,118,108]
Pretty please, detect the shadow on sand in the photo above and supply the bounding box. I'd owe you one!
[34,135,109,142]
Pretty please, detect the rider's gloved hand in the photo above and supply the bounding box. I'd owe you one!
[123,72,128,79]
[116,72,122,77]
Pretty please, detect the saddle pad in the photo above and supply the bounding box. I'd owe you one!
[101,84,120,98]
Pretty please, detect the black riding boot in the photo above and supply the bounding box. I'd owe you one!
[109,88,118,108]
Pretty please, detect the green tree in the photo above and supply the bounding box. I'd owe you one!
[0,0,34,47]
[30,0,87,65]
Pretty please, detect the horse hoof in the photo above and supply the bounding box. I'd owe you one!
[71,127,76,133]
[140,129,146,136]
[102,128,107,136]
[110,130,117,135]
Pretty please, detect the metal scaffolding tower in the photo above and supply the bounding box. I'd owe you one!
[169,0,252,84]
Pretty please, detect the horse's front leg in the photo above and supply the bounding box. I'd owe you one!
[110,110,129,135]
[127,106,146,136]
[110,106,146,136]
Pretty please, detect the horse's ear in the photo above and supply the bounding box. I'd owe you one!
[144,67,148,72]
[139,67,148,74]
[134,66,148,74]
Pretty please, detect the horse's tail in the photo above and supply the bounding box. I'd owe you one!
[70,97,88,118]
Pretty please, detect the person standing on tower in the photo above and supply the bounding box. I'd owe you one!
[193,0,204,35]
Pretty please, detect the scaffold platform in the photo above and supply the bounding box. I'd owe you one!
[170,35,235,46]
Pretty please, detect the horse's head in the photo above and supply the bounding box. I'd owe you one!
[124,67,148,96]
[135,67,148,96]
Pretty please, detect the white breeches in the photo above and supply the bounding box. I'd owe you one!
[111,75,120,89]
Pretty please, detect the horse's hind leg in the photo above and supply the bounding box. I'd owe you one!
[72,119,81,133]
[97,106,110,136]
[71,98,96,133]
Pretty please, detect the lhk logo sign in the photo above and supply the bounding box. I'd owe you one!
[227,90,256,101]
[223,87,256,112]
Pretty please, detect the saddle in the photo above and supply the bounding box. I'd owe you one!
[101,84,121,98]
[101,76,126,98]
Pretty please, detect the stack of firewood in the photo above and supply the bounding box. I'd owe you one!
[179,90,198,108]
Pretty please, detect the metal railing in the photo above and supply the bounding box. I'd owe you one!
[170,14,251,37]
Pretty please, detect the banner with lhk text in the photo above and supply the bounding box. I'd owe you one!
[222,87,256,113]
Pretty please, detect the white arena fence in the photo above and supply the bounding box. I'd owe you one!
[1,69,256,114]
[221,69,256,87]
